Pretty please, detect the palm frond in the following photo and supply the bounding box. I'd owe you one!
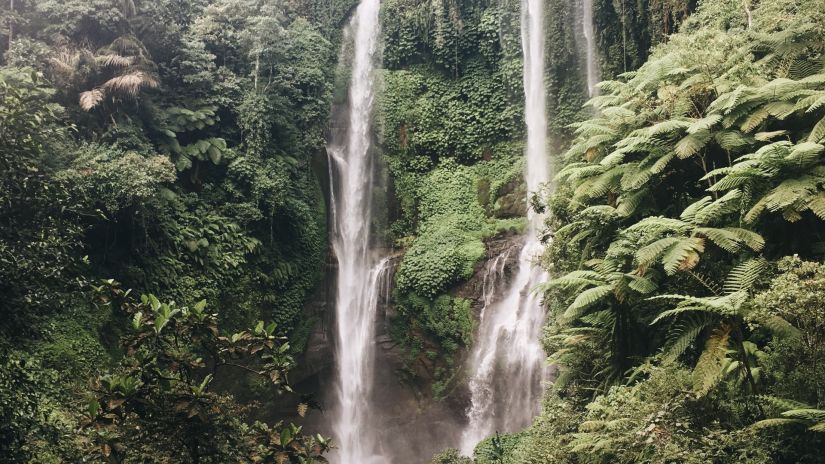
[79,89,105,111]
[102,71,159,97]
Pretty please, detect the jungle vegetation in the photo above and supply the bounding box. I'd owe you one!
[1,0,824,462]
[443,0,825,462]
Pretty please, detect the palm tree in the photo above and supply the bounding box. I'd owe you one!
[77,35,159,112]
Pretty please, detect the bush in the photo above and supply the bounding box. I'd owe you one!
[430,448,473,464]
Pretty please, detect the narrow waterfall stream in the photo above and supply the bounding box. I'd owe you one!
[459,0,550,455]
[582,0,599,96]
[326,0,386,461]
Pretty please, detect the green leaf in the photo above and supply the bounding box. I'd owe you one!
[131,311,143,330]
[207,145,221,164]
[193,299,207,313]
[280,427,293,446]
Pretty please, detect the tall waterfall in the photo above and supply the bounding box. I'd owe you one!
[326,0,386,462]
[459,0,550,455]
[582,0,599,96]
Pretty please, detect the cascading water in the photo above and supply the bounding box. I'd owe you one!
[459,0,550,455]
[582,0,599,96]
[326,0,387,461]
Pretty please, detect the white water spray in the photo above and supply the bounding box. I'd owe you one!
[459,0,550,455]
[326,0,387,461]
[582,0,599,96]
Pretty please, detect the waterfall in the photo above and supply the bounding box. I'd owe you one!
[326,0,386,461]
[459,0,550,455]
[582,0,599,96]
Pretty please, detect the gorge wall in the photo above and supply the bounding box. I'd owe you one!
[290,0,700,461]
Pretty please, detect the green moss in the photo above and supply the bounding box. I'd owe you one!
[33,305,116,381]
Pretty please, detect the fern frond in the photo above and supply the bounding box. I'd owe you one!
[102,71,159,97]
[715,130,752,150]
[636,237,680,268]
[764,100,797,120]
[620,164,653,190]
[782,409,825,422]
[755,130,789,141]
[651,305,714,324]
[723,258,768,293]
[751,418,806,429]
[809,115,825,142]
[579,420,609,432]
[662,237,705,274]
[563,285,614,321]
[786,142,824,165]
[807,193,825,219]
[663,313,716,363]
[649,152,675,174]
[758,315,802,339]
[725,227,766,251]
[740,105,771,132]
[680,197,713,223]
[675,130,712,158]
[693,325,731,395]
[689,189,743,225]
[803,94,825,113]
[616,189,649,217]
[757,395,810,411]
[808,422,825,432]
[548,270,605,288]
[626,274,658,294]
[688,114,722,134]
[645,119,691,137]
[96,53,134,67]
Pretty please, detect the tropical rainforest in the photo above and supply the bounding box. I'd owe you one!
[1,0,824,462]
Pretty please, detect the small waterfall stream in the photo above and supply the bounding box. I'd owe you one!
[326,0,387,461]
[582,0,599,96]
[459,0,550,454]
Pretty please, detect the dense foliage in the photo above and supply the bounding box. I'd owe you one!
[4,0,825,462]
[446,0,825,462]
[0,0,352,461]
